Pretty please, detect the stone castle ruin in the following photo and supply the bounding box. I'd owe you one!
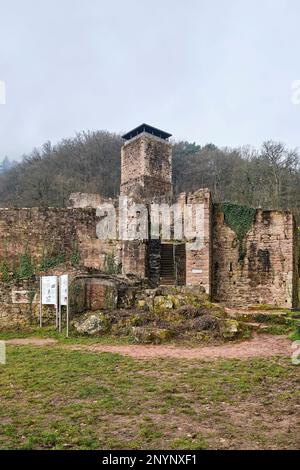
[0,124,298,327]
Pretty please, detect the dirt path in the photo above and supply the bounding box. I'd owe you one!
[67,334,292,359]
[6,334,292,359]
[7,338,58,347]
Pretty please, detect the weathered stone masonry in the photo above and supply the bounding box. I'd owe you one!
[0,123,298,327]
[213,208,298,308]
[185,190,212,295]
[121,133,172,199]
[0,207,121,272]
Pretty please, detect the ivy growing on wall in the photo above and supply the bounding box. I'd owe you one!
[221,202,256,264]
[40,253,65,271]
[70,283,81,297]
[104,251,121,275]
[0,243,83,282]
[0,260,10,282]
[12,258,20,281]
[18,252,35,279]
[71,246,80,267]
[69,282,82,314]
[27,290,36,316]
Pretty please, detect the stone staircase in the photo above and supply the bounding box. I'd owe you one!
[224,307,298,333]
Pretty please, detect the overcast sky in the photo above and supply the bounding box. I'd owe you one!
[1,0,300,160]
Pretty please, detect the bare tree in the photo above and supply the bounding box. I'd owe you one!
[261,141,299,208]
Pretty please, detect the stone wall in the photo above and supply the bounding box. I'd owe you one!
[0,278,55,328]
[0,202,298,318]
[213,207,299,308]
[0,207,121,273]
[121,241,147,277]
[185,190,212,296]
[69,193,114,208]
[69,276,120,316]
[121,133,172,198]
[0,274,126,328]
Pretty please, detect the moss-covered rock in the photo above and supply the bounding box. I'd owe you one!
[73,311,110,335]
[132,326,174,344]
[153,295,174,313]
[159,286,180,296]
[180,285,207,297]
[168,294,199,309]
[221,319,240,339]
[136,299,146,309]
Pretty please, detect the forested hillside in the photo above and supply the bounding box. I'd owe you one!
[0,130,299,221]
[0,157,16,174]
[0,131,122,207]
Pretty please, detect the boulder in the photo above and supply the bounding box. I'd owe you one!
[153,295,174,313]
[180,285,206,295]
[159,286,179,296]
[73,312,109,335]
[167,294,189,309]
[221,319,240,339]
[132,326,174,344]
[136,299,147,309]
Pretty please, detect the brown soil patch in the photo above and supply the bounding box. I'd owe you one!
[7,338,58,347]
[67,334,292,359]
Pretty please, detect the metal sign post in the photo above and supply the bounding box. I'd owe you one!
[66,302,69,338]
[55,302,58,329]
[59,274,69,337]
[58,303,62,333]
[39,277,42,328]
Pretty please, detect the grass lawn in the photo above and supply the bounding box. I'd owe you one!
[0,342,299,450]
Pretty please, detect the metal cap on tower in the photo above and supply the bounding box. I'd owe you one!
[122,123,172,141]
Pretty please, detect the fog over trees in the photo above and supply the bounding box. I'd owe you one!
[0,131,299,222]
[0,156,16,174]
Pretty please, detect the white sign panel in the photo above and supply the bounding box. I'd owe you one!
[60,274,68,306]
[42,276,58,306]
[192,269,202,274]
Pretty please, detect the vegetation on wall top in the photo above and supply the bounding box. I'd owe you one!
[221,202,256,243]
[0,245,82,282]
[216,202,257,264]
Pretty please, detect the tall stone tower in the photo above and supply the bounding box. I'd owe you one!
[121,124,172,199]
